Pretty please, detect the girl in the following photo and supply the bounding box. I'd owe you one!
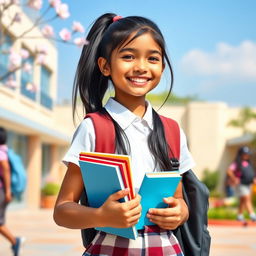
[54,13,195,256]
[0,127,24,256]
[227,146,256,222]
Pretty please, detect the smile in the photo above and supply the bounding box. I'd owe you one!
[128,77,151,85]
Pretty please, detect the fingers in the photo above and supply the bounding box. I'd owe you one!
[147,211,182,230]
[125,193,141,210]
[163,196,178,206]
[127,215,141,226]
[147,198,183,230]
[109,188,130,201]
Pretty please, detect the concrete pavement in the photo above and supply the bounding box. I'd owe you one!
[0,208,256,255]
[0,209,84,256]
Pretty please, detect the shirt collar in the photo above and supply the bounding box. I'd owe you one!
[104,98,153,130]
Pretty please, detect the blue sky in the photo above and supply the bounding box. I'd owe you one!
[50,0,256,107]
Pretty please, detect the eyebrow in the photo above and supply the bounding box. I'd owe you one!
[119,47,162,56]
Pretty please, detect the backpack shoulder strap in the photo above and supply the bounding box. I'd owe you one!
[159,115,180,160]
[85,111,116,154]
[85,112,181,159]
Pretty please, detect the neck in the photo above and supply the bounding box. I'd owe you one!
[113,96,147,118]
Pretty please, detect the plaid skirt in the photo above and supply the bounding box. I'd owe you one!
[83,226,184,256]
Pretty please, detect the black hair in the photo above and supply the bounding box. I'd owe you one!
[234,146,251,172]
[73,13,174,171]
[0,127,7,145]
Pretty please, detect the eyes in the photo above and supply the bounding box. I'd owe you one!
[121,54,161,63]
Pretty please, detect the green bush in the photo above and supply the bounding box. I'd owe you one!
[201,169,220,192]
[252,194,256,207]
[208,207,237,220]
[41,183,60,196]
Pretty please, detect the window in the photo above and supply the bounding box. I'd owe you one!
[42,144,51,184]
[40,66,53,109]
[20,55,36,101]
[0,34,12,84]
[7,131,28,167]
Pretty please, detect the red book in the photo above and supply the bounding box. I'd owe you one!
[79,152,135,200]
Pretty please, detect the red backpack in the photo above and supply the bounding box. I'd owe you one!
[80,110,211,256]
[85,111,180,159]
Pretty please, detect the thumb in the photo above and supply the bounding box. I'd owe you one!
[163,196,177,206]
[109,188,130,201]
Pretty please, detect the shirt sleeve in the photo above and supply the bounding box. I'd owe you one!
[62,118,96,167]
[179,127,196,175]
[228,162,237,171]
[0,150,8,161]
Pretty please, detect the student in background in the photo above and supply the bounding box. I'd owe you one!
[54,13,196,255]
[227,146,256,222]
[0,127,24,256]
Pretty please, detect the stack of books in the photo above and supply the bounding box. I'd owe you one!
[79,152,181,240]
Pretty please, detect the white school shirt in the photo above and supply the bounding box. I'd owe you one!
[63,98,195,191]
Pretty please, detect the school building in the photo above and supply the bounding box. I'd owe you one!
[0,4,70,209]
[1,5,255,209]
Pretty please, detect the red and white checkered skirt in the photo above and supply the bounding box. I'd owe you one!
[83,225,184,256]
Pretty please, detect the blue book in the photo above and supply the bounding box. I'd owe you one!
[79,160,138,240]
[136,171,181,230]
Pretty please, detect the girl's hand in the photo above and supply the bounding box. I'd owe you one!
[233,177,240,186]
[5,190,12,203]
[146,197,188,230]
[98,189,142,228]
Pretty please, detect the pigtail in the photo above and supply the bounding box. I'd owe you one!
[72,13,116,118]
[148,109,173,171]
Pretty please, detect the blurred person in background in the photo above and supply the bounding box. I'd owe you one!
[0,127,24,256]
[227,146,256,222]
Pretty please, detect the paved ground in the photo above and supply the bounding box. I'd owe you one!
[0,209,256,255]
[0,209,84,256]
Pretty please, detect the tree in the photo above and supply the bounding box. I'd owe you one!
[228,106,256,147]
[146,91,200,106]
[0,0,86,89]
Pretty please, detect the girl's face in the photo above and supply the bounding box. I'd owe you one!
[242,153,250,161]
[98,32,164,106]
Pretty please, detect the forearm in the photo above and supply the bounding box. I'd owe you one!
[1,162,11,193]
[178,198,189,225]
[53,201,103,229]
[227,170,237,182]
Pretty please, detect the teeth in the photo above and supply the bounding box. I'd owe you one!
[129,78,148,83]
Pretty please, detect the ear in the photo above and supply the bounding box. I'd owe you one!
[98,57,111,76]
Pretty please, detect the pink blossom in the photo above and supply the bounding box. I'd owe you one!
[72,21,85,33]
[35,54,46,65]
[49,0,61,8]
[55,3,70,19]
[6,77,18,89]
[8,52,22,71]
[26,82,37,92]
[28,0,43,10]
[41,25,54,37]
[23,62,32,73]
[73,37,89,47]
[59,28,71,41]
[20,48,30,59]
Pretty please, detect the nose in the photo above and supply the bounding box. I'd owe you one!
[133,59,148,74]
